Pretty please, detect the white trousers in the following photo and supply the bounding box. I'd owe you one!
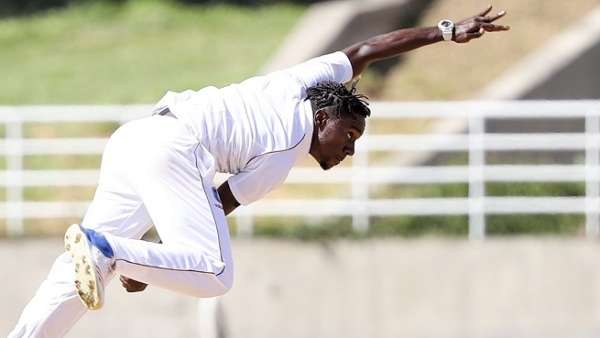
[9,115,234,338]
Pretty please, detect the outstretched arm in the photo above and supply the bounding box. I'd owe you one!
[343,5,510,77]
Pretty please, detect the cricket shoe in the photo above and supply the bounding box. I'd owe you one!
[64,224,115,310]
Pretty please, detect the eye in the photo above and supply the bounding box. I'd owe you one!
[346,132,353,140]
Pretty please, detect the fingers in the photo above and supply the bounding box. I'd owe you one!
[487,10,507,22]
[454,30,484,43]
[477,4,493,17]
[469,31,484,39]
[460,31,484,42]
[460,22,509,35]
[475,10,507,23]
[119,275,128,286]
[480,22,510,32]
[119,275,148,292]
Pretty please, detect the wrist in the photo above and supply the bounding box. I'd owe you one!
[437,19,455,42]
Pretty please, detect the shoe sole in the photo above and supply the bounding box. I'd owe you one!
[64,224,104,310]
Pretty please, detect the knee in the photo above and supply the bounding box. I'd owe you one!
[215,271,234,296]
[188,271,233,298]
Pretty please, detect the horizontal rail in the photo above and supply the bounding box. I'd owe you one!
[0,133,596,156]
[287,165,596,184]
[372,101,600,118]
[0,105,151,121]
[0,170,99,186]
[9,197,592,219]
[363,134,597,151]
[0,165,593,187]
[2,101,600,120]
[0,139,107,155]
[237,197,598,215]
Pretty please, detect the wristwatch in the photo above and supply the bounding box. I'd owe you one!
[438,19,455,41]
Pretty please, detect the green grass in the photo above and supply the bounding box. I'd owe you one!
[24,122,119,138]
[24,155,102,169]
[487,214,584,235]
[256,181,586,239]
[0,0,305,104]
[372,183,468,199]
[251,215,470,239]
[254,216,356,241]
[370,216,469,237]
[487,182,585,197]
[24,186,96,201]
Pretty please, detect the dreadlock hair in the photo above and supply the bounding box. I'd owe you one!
[306,81,371,120]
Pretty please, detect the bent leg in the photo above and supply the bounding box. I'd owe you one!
[107,238,231,298]
[9,191,152,338]
[105,151,234,298]
[100,115,234,298]
[9,121,154,338]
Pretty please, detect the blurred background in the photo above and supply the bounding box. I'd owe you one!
[2,0,600,337]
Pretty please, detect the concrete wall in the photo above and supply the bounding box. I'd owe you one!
[523,40,600,99]
[3,238,600,338]
[262,0,434,73]
[480,5,600,100]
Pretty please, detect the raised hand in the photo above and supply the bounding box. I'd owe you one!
[454,5,510,43]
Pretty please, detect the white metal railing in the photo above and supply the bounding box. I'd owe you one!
[2,101,599,239]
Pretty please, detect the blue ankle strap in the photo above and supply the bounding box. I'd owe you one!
[81,226,114,258]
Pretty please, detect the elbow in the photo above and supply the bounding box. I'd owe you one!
[343,43,374,78]
[190,272,234,298]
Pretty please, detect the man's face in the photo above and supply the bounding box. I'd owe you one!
[310,108,366,170]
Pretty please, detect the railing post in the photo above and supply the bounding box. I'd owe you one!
[197,297,221,338]
[235,207,254,237]
[468,111,485,240]
[6,117,24,237]
[585,114,600,237]
[352,124,369,233]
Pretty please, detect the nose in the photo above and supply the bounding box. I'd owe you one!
[345,142,355,156]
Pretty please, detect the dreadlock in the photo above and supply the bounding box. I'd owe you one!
[306,81,371,119]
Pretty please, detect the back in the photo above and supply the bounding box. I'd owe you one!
[155,52,353,174]
[154,52,353,204]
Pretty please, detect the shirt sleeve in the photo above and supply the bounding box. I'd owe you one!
[282,51,354,90]
[227,152,295,206]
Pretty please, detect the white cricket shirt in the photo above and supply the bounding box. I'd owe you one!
[153,52,353,205]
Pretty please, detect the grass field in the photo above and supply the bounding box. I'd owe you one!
[0,0,304,104]
[0,1,306,236]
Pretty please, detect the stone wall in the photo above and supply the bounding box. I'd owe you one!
[2,238,600,338]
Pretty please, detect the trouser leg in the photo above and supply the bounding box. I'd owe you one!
[105,175,234,297]
[105,135,234,298]
[9,123,153,338]
[8,253,85,338]
[10,115,234,336]
[8,189,153,338]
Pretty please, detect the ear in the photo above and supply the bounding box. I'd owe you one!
[314,109,330,130]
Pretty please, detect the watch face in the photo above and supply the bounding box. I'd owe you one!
[441,20,452,28]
